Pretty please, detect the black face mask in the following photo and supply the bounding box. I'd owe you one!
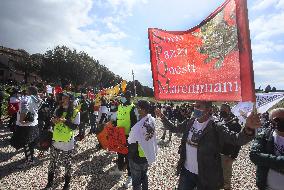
[274,118,284,132]
[220,111,229,119]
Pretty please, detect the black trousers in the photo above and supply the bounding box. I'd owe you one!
[117,153,131,176]
[99,113,108,124]
[23,143,35,162]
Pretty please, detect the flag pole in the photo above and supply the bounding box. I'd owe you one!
[132,69,136,97]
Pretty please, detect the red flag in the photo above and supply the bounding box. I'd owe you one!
[148,0,255,102]
[96,122,128,154]
[96,123,109,149]
[54,85,63,95]
[106,126,128,154]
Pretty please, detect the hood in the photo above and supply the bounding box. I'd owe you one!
[30,95,41,104]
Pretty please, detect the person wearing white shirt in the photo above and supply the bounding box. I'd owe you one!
[128,100,157,190]
[250,108,284,190]
[13,86,42,169]
[157,101,260,190]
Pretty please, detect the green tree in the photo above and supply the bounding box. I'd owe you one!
[264,85,272,93]
[40,46,122,87]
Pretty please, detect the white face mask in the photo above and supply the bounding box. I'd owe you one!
[121,97,127,103]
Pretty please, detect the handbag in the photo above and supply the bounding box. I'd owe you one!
[38,130,53,151]
[24,112,35,122]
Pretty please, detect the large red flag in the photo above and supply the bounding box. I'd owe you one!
[148,0,255,102]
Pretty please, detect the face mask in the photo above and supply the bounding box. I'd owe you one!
[121,97,127,103]
[193,109,203,119]
[220,111,229,119]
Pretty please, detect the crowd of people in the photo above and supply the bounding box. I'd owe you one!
[0,82,283,190]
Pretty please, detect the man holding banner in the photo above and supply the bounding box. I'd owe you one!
[156,101,260,190]
[147,0,263,189]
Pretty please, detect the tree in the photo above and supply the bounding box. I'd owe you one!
[40,46,122,87]
[10,49,43,83]
[271,87,277,92]
[2,45,152,93]
[265,85,272,93]
[126,80,154,97]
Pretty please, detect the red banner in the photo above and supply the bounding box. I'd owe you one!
[148,0,255,102]
[96,122,128,154]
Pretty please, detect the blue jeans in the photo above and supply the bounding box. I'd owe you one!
[129,159,148,190]
[178,167,198,190]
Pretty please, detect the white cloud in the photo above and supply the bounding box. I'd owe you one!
[276,0,284,9]
[107,0,148,17]
[252,0,278,10]
[0,0,95,52]
[1,0,283,89]
[253,60,284,89]
[252,41,284,54]
[0,0,149,85]
[77,45,152,87]
[250,12,284,40]
[132,63,153,87]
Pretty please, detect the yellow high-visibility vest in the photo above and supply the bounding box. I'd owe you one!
[138,144,146,158]
[117,104,134,135]
[52,108,79,142]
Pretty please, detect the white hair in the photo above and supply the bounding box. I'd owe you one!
[269,108,284,119]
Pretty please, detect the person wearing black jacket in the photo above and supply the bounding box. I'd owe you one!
[250,108,284,190]
[156,101,260,190]
[75,96,89,141]
[88,100,97,134]
[218,103,242,190]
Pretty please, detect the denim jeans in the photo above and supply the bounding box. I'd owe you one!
[178,167,198,190]
[129,159,148,190]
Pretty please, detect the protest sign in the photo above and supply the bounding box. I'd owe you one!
[232,92,284,124]
[148,0,255,101]
[96,122,128,154]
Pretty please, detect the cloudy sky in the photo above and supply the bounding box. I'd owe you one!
[0,0,283,90]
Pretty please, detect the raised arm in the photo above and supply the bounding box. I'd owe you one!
[216,109,260,146]
[250,130,284,172]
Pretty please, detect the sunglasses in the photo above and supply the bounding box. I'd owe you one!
[271,117,284,126]
[272,117,280,122]
[272,117,283,123]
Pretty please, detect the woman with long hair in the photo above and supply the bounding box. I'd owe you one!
[44,93,80,190]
